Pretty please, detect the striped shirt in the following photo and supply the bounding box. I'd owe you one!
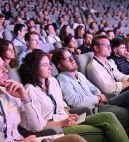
[110,54,129,75]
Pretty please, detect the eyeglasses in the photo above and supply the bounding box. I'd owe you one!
[62,55,74,62]
[30,39,39,44]
[99,44,111,49]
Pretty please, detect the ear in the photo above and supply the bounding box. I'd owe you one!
[57,63,62,70]
[113,48,117,54]
[26,41,29,46]
[46,30,49,34]
[17,30,20,35]
[93,45,99,52]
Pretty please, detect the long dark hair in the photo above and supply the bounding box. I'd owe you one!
[19,49,48,88]
[0,40,16,68]
[59,24,71,41]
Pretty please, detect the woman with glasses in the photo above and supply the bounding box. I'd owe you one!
[19,49,129,142]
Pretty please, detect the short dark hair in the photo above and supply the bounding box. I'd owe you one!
[83,32,92,39]
[14,24,25,35]
[19,49,47,87]
[25,31,39,41]
[44,24,52,31]
[95,30,106,36]
[106,30,114,34]
[51,48,72,72]
[111,38,125,49]
[91,35,108,51]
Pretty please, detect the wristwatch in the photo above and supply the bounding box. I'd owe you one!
[21,96,32,104]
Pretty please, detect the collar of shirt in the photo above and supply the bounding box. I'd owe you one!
[61,71,79,80]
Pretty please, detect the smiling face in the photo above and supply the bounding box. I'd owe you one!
[0,57,8,86]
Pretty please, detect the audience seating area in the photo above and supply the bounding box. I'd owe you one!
[1,0,129,142]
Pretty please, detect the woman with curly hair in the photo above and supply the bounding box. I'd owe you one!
[19,49,129,142]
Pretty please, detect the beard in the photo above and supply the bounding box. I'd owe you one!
[63,64,78,72]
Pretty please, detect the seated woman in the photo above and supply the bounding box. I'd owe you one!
[0,56,86,142]
[59,24,73,41]
[19,49,129,142]
[74,25,85,46]
[0,39,16,70]
[63,35,81,55]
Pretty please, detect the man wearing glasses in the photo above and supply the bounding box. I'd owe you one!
[0,57,88,142]
[87,35,129,95]
[52,47,129,129]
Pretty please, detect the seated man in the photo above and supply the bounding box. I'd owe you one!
[16,31,40,66]
[44,24,61,45]
[52,47,129,129]
[79,32,93,54]
[109,38,129,75]
[0,56,40,141]
[13,24,26,47]
[0,57,87,142]
[87,35,129,95]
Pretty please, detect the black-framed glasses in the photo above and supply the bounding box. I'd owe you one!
[61,55,74,62]
[99,44,111,49]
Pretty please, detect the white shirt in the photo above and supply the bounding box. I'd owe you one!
[0,86,45,141]
[46,35,61,44]
[87,56,129,94]
[25,77,69,124]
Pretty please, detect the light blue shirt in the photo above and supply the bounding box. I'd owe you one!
[57,72,100,109]
[16,50,30,67]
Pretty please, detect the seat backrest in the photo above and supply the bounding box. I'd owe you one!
[3,30,14,41]
[8,64,59,82]
[8,67,21,82]
[40,43,55,53]
[51,63,59,77]
[76,39,83,46]
[53,41,63,49]
[14,45,27,58]
[74,52,94,76]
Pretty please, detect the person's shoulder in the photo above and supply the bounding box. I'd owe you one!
[87,58,98,74]
[87,58,95,67]
[25,84,35,90]
[49,76,58,82]
[18,50,28,57]
[13,37,18,42]
[77,71,85,77]
[56,73,71,83]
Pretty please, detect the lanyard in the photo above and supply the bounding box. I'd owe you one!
[93,57,117,81]
[15,37,26,45]
[42,80,57,114]
[0,100,7,139]
[47,91,57,114]
[61,72,88,94]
